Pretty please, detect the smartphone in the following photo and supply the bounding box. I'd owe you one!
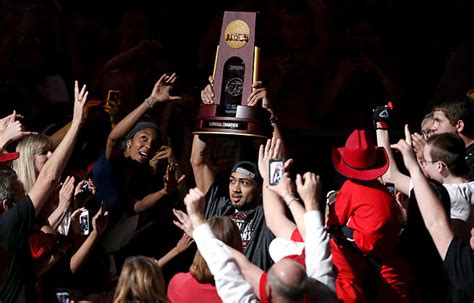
[55,291,70,303]
[269,159,284,186]
[386,183,396,196]
[106,90,120,107]
[79,210,90,236]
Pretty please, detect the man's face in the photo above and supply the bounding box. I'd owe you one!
[228,172,260,210]
[432,110,458,135]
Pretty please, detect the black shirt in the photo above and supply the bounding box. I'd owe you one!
[0,196,36,303]
[443,237,474,303]
[204,181,274,271]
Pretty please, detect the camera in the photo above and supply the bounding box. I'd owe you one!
[269,159,284,186]
[79,210,90,236]
[79,180,92,195]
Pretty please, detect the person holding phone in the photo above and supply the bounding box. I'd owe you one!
[0,82,87,302]
[269,160,284,186]
[191,79,286,271]
[92,73,184,221]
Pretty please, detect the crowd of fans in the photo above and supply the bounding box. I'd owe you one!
[1,0,474,302]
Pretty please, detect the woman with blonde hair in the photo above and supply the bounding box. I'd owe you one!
[167,215,243,302]
[114,255,169,303]
[13,134,54,193]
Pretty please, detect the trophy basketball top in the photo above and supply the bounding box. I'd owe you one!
[194,11,272,139]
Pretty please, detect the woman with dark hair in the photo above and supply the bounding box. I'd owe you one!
[92,73,183,222]
[167,216,243,302]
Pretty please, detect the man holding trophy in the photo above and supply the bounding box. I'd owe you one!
[190,11,284,270]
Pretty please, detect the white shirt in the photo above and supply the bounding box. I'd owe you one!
[443,181,474,222]
[194,210,336,302]
[304,210,336,291]
[193,223,259,303]
[409,180,474,222]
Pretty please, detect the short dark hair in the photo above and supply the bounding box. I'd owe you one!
[427,132,467,177]
[0,170,18,214]
[432,98,474,136]
[231,161,262,183]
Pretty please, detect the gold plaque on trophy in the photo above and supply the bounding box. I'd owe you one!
[194,11,272,138]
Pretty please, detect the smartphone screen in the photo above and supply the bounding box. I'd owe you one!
[106,90,120,106]
[269,159,284,186]
[79,210,90,236]
[56,291,70,303]
[386,183,396,196]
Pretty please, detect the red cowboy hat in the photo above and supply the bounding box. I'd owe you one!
[331,130,388,181]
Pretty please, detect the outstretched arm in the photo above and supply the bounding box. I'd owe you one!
[70,204,108,273]
[391,125,453,259]
[247,81,286,159]
[133,162,185,213]
[376,128,411,195]
[190,135,216,194]
[185,188,258,302]
[157,233,194,268]
[225,244,264,298]
[48,176,75,230]
[29,81,87,215]
[106,73,181,160]
[259,138,303,239]
[300,173,336,291]
[0,111,36,152]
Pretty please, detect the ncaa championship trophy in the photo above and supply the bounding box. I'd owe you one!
[194,11,272,138]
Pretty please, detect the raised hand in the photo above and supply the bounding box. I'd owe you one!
[200,75,215,104]
[58,176,75,210]
[390,124,419,172]
[183,188,206,227]
[0,111,36,146]
[247,81,268,107]
[295,172,321,211]
[147,73,181,105]
[163,161,186,195]
[74,179,96,208]
[72,81,88,125]
[372,102,393,130]
[258,138,280,181]
[258,138,291,183]
[68,207,87,239]
[268,172,297,203]
[149,145,172,172]
[173,208,194,238]
[174,233,194,253]
[92,203,109,236]
[411,132,427,163]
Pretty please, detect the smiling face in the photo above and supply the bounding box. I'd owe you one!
[126,127,158,163]
[228,172,260,210]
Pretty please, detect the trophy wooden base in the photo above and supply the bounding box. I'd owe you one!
[194,104,272,138]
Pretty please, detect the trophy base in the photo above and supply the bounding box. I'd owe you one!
[194,104,272,139]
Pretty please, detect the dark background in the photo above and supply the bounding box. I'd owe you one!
[2,0,474,190]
